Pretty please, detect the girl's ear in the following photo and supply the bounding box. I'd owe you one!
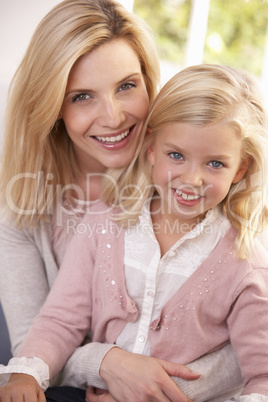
[232,156,251,184]
[147,144,155,167]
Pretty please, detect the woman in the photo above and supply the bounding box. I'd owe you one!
[0,0,242,400]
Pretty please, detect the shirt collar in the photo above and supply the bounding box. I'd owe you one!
[138,200,227,242]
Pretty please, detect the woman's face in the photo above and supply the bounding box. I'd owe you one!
[61,39,150,173]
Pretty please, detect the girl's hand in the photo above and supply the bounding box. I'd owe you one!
[98,348,200,402]
[0,373,46,402]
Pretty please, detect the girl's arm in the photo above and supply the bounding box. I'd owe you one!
[227,267,268,396]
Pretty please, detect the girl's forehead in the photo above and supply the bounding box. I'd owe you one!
[153,122,243,153]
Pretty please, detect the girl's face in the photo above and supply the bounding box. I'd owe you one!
[61,39,149,173]
[148,123,249,226]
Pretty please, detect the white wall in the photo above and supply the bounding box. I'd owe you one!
[0,1,62,150]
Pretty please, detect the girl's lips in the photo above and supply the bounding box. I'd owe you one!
[175,189,201,201]
[172,188,203,206]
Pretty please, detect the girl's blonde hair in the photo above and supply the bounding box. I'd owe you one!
[0,0,160,225]
[103,64,268,258]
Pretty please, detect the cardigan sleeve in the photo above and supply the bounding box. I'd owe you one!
[16,226,99,380]
[227,267,268,396]
[0,208,116,389]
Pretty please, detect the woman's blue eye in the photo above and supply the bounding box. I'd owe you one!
[119,82,136,91]
[210,160,223,168]
[169,152,183,160]
[72,93,90,103]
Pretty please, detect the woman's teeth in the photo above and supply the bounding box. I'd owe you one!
[95,129,130,143]
[175,190,201,200]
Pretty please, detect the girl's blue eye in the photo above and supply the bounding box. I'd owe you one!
[169,152,183,160]
[72,93,90,103]
[210,160,224,168]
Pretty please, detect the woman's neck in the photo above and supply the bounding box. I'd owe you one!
[72,149,108,202]
[73,173,104,202]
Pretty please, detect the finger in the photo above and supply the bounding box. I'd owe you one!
[162,377,192,402]
[159,360,200,380]
[0,391,24,402]
[38,389,47,402]
[86,392,115,402]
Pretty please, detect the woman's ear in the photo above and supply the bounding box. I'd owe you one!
[147,144,155,167]
[232,156,251,184]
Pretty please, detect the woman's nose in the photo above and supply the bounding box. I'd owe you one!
[98,97,126,127]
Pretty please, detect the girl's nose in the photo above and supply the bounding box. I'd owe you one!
[180,166,203,187]
[98,97,126,128]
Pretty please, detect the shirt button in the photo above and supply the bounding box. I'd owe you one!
[147,290,155,298]
[168,250,175,257]
[138,335,146,343]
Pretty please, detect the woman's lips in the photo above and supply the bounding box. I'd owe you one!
[94,129,130,144]
[88,126,135,150]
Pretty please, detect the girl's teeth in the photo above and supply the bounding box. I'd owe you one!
[95,130,130,143]
[175,189,200,200]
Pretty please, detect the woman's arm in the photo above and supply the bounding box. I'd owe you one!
[0,220,50,355]
[174,343,243,401]
[84,343,243,402]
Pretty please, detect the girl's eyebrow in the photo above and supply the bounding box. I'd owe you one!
[65,73,142,97]
[208,154,233,160]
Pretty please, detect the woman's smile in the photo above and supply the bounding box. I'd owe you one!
[89,126,134,150]
[61,39,149,172]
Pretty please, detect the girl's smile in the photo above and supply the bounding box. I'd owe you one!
[61,39,149,173]
[148,122,249,227]
[172,188,203,206]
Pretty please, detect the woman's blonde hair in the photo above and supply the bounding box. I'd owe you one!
[103,64,268,258]
[0,0,160,225]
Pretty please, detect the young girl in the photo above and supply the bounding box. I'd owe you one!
[1,64,268,401]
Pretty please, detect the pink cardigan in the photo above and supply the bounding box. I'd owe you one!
[18,201,268,396]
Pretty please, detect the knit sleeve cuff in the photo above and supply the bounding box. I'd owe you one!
[55,342,118,389]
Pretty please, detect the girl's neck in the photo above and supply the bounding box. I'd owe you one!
[150,199,203,257]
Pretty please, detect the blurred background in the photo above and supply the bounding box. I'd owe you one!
[0,0,268,152]
[0,0,268,363]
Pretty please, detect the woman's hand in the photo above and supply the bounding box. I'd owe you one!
[86,387,116,402]
[0,373,46,402]
[97,348,200,402]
